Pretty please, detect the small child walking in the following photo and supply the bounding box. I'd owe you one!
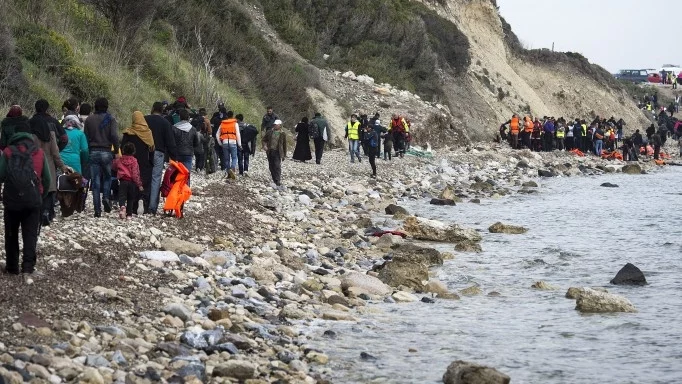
[382,130,393,160]
[113,143,143,219]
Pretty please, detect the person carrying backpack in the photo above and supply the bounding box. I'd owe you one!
[215,110,241,179]
[310,112,329,165]
[237,114,258,176]
[0,121,51,282]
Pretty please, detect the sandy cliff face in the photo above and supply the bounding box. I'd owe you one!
[418,0,649,137]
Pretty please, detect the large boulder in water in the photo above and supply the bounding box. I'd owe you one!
[443,360,511,384]
[574,288,637,313]
[430,198,456,206]
[385,204,408,216]
[390,243,443,266]
[488,222,528,234]
[621,164,642,175]
[610,263,647,285]
[402,216,481,244]
[375,244,443,290]
[340,272,391,297]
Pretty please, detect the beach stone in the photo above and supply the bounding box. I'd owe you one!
[306,352,329,364]
[430,198,456,206]
[521,181,538,188]
[139,251,179,262]
[531,281,558,290]
[600,182,619,188]
[322,311,357,321]
[375,234,404,249]
[455,241,483,253]
[488,222,527,234]
[538,169,556,177]
[163,303,193,321]
[207,309,230,322]
[459,286,482,296]
[610,263,647,286]
[375,252,430,291]
[566,287,608,300]
[162,237,203,257]
[212,361,256,379]
[90,286,119,300]
[391,243,443,266]
[402,216,481,244]
[201,251,235,267]
[575,288,637,313]
[80,368,105,384]
[424,279,449,295]
[341,272,391,296]
[443,360,510,384]
[392,291,418,302]
[439,187,462,202]
[384,204,408,216]
[621,164,642,174]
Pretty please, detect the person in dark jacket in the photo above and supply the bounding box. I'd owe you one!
[652,131,662,160]
[262,120,287,186]
[0,105,29,150]
[373,119,386,156]
[237,114,258,176]
[293,117,312,162]
[0,123,51,282]
[310,112,329,165]
[145,102,176,215]
[646,124,656,141]
[211,103,229,170]
[172,108,199,185]
[84,97,119,217]
[121,111,154,214]
[363,124,379,178]
[261,106,279,133]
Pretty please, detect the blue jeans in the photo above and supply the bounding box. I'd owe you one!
[594,139,603,156]
[348,139,361,162]
[222,143,238,171]
[89,151,113,214]
[176,155,193,186]
[148,150,165,213]
[238,146,250,174]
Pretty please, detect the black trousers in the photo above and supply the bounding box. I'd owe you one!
[195,153,205,171]
[384,141,393,159]
[5,208,41,273]
[267,150,282,186]
[368,146,377,176]
[654,145,661,160]
[118,180,139,217]
[41,191,55,222]
[215,140,225,170]
[314,138,325,164]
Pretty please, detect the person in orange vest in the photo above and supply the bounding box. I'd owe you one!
[523,116,534,149]
[502,114,520,149]
[215,110,241,179]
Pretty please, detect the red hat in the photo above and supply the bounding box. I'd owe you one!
[6,105,22,118]
[177,96,187,104]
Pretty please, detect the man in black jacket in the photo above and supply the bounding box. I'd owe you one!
[310,112,329,165]
[83,98,119,217]
[261,106,279,133]
[236,114,258,176]
[145,102,176,215]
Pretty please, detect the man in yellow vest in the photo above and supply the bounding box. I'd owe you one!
[345,114,362,163]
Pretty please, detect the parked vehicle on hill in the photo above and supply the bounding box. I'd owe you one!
[648,73,662,83]
[615,69,649,83]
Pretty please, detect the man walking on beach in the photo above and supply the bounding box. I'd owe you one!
[310,112,329,165]
[345,114,362,163]
[261,106,279,133]
[262,119,287,186]
[146,102,176,215]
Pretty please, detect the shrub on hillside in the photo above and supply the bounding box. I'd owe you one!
[61,65,110,101]
[13,24,74,72]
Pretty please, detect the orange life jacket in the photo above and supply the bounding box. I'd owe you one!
[524,118,534,133]
[510,117,519,134]
[163,160,192,218]
[219,118,238,142]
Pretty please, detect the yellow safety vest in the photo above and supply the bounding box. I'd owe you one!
[581,124,587,137]
[556,129,565,139]
[347,121,360,140]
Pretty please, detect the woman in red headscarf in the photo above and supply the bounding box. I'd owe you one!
[0,105,29,150]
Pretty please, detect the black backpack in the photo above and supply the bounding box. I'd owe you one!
[3,141,43,210]
[308,120,320,140]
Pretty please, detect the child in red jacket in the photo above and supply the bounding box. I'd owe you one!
[113,143,143,219]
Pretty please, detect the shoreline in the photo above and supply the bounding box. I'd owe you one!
[0,142,677,383]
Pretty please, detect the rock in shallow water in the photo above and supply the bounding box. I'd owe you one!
[610,263,647,286]
[600,182,619,188]
[384,204,408,216]
[574,288,637,313]
[621,164,643,174]
[442,360,511,384]
[430,198,456,206]
[488,222,528,234]
[402,216,481,244]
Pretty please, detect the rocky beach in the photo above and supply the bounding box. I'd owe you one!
[0,143,676,384]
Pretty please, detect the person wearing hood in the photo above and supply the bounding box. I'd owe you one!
[59,115,89,174]
[84,97,119,218]
[0,105,29,150]
[173,108,199,185]
[121,111,155,214]
[29,99,72,226]
[293,116,312,162]
[60,97,83,130]
[0,120,51,282]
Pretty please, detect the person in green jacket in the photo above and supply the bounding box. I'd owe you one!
[59,115,89,174]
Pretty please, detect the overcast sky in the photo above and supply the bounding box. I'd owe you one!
[497,0,680,73]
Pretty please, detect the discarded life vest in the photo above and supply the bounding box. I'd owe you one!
[163,160,192,218]
[569,148,585,157]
